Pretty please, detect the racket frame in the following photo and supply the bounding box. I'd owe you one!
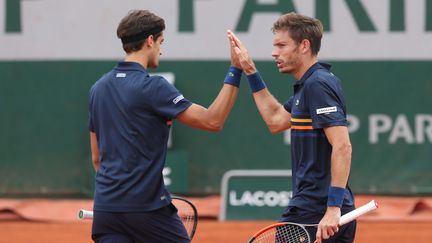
[248,222,311,243]
[172,195,199,239]
[78,195,199,240]
[247,199,378,243]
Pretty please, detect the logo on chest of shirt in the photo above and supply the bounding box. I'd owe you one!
[316,106,337,115]
[116,73,126,78]
[295,99,300,106]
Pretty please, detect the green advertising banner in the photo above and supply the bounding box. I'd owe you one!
[220,170,292,220]
[0,60,431,197]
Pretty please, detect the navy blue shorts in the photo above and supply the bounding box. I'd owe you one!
[280,207,356,243]
[92,203,190,243]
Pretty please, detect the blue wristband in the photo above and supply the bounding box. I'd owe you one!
[223,66,242,87]
[327,186,345,208]
[247,71,266,93]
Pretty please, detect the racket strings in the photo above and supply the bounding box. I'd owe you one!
[172,198,197,238]
[179,213,195,232]
[254,224,310,243]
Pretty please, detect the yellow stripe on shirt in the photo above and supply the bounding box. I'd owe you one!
[291,118,312,123]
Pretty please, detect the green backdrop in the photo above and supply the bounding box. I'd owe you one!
[0,60,431,197]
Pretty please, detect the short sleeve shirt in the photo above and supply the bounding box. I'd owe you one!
[88,62,192,212]
[283,62,355,219]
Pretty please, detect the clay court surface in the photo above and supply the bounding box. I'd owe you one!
[1,195,432,243]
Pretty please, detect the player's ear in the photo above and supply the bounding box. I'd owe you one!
[146,35,154,47]
[300,39,311,54]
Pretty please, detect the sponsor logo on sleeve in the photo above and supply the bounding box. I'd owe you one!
[316,106,337,114]
[173,95,184,104]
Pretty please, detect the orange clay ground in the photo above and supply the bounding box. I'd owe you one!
[1,195,431,243]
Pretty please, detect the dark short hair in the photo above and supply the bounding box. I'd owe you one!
[117,10,165,53]
[272,12,323,56]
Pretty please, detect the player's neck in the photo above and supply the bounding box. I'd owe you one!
[294,56,318,80]
[124,52,149,69]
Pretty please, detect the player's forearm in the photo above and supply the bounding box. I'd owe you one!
[253,90,280,128]
[202,65,241,130]
[253,89,291,133]
[206,84,239,130]
[244,70,290,133]
[176,67,240,132]
[330,142,352,187]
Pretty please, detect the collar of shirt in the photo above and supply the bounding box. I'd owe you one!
[293,62,332,89]
[115,61,148,75]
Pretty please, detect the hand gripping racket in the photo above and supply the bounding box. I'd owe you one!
[247,200,378,243]
[79,196,198,240]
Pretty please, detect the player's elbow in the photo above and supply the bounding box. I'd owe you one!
[267,123,289,134]
[91,153,98,165]
[345,142,352,153]
[338,142,352,157]
[269,126,283,134]
[91,157,100,172]
[208,127,223,132]
[346,143,353,158]
[206,122,224,132]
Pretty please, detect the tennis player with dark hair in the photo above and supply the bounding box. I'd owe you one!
[229,12,356,243]
[88,10,242,243]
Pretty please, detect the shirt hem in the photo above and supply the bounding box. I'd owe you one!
[93,201,170,212]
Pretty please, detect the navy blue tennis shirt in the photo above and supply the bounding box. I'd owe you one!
[88,62,192,212]
[283,62,355,220]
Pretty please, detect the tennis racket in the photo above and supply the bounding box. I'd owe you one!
[247,200,378,243]
[78,196,198,240]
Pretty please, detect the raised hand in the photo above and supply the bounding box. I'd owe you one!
[227,29,242,69]
[227,30,257,75]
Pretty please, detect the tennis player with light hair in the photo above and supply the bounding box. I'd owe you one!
[229,12,356,243]
[88,9,242,243]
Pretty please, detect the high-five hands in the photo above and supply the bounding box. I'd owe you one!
[227,30,242,69]
[227,30,257,75]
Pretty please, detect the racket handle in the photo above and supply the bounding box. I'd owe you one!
[339,200,378,226]
[78,209,94,220]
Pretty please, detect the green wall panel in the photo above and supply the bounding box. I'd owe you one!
[0,60,430,197]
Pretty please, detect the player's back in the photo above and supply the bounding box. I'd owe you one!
[88,61,174,212]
